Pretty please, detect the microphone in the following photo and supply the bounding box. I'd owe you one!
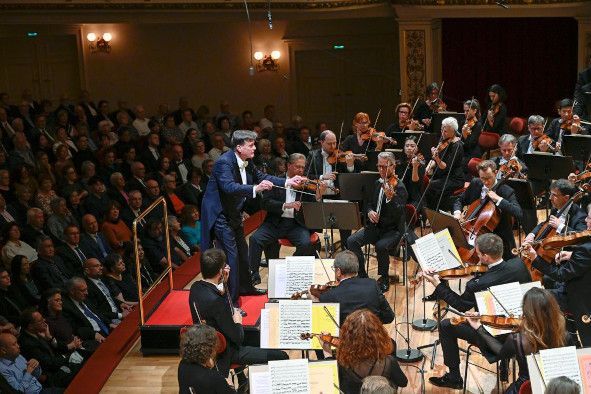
[267,9,273,30]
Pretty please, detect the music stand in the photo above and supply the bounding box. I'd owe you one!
[524,153,574,181]
[302,201,361,257]
[390,132,439,160]
[506,179,536,210]
[384,148,406,165]
[432,112,465,135]
[337,172,379,208]
[561,135,591,162]
[365,151,379,172]
[424,208,470,249]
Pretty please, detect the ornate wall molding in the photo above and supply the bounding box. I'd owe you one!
[404,30,425,103]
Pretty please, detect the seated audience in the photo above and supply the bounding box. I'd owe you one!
[102,253,138,304]
[0,332,45,393]
[32,237,69,293]
[1,222,38,268]
[179,204,201,250]
[61,277,109,343]
[100,201,132,255]
[10,255,40,306]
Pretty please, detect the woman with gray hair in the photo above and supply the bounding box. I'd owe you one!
[424,116,465,211]
[178,324,236,394]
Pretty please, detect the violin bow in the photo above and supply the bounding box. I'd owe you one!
[487,288,513,317]
[323,305,340,329]
[364,108,381,156]
[316,249,332,283]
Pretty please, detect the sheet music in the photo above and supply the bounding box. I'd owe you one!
[270,259,288,298]
[309,360,339,394]
[278,300,312,349]
[269,359,310,394]
[540,346,583,389]
[260,309,270,348]
[249,371,272,394]
[435,229,462,268]
[285,256,315,296]
[412,232,460,272]
[579,354,591,393]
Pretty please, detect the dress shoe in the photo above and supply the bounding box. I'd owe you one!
[251,274,261,286]
[239,286,267,296]
[429,373,463,389]
[259,258,268,268]
[377,276,390,293]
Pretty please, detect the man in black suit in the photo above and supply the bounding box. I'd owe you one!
[176,167,203,208]
[126,162,149,197]
[32,237,69,292]
[83,177,112,222]
[189,249,288,377]
[21,208,49,247]
[56,224,96,278]
[291,126,313,157]
[140,132,161,172]
[318,250,394,325]
[546,98,588,144]
[80,214,112,261]
[525,210,591,346]
[248,153,319,284]
[347,152,408,291]
[516,115,554,158]
[61,277,108,344]
[574,65,591,121]
[120,190,146,231]
[170,143,193,186]
[424,234,532,389]
[453,159,523,261]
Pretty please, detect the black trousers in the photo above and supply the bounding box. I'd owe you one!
[347,226,401,277]
[439,318,481,374]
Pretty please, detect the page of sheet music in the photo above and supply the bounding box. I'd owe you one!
[279,300,312,349]
[260,309,270,348]
[269,359,310,394]
[413,233,449,272]
[579,354,591,393]
[435,229,462,269]
[285,256,315,296]
[540,346,583,389]
[249,371,272,394]
[270,259,288,298]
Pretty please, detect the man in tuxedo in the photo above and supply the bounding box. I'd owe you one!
[176,167,203,207]
[140,132,161,172]
[189,249,288,377]
[546,98,588,143]
[347,152,408,291]
[57,224,96,278]
[120,190,146,231]
[83,177,112,222]
[31,237,69,292]
[424,234,531,389]
[61,277,108,344]
[248,153,319,285]
[126,162,149,197]
[318,250,394,325]
[525,210,591,346]
[453,160,523,261]
[574,65,591,121]
[80,214,112,261]
[201,130,304,304]
[170,144,192,186]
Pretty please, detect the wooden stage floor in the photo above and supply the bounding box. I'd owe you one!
[102,228,522,393]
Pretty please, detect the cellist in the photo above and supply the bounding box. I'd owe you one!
[452,160,523,260]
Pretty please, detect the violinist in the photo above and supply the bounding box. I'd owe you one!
[385,103,421,135]
[482,84,508,135]
[492,134,527,180]
[340,112,374,170]
[546,99,588,144]
[523,210,591,346]
[397,136,425,208]
[189,249,288,378]
[346,152,408,291]
[453,160,523,260]
[317,251,394,325]
[422,234,532,390]
[248,153,322,285]
[462,288,572,393]
[516,115,554,156]
[461,99,483,180]
[424,117,465,212]
[415,82,444,132]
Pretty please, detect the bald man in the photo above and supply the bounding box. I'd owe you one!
[0,333,43,393]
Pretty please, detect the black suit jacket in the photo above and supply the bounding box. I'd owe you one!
[319,277,394,324]
[0,207,18,229]
[574,66,591,121]
[453,178,523,259]
[291,140,311,157]
[140,148,161,173]
[515,135,532,160]
[434,258,532,312]
[530,203,587,236]
[176,182,202,207]
[84,276,121,322]
[171,159,193,186]
[80,232,112,261]
[126,177,149,197]
[56,244,96,278]
[304,149,350,181]
[260,176,313,228]
[366,180,408,232]
[61,296,107,339]
[189,280,243,375]
[18,331,68,373]
[31,257,69,292]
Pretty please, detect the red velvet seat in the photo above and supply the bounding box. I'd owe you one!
[509,117,527,135]
[278,232,320,247]
[518,380,531,394]
[467,158,482,178]
[478,131,500,159]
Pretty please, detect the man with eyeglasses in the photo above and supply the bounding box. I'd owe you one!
[346,152,408,292]
[248,153,322,285]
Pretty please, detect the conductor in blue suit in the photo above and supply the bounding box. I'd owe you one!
[201,130,304,306]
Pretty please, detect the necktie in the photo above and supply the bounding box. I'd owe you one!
[80,302,109,334]
[96,280,118,313]
[74,247,86,264]
[94,235,107,257]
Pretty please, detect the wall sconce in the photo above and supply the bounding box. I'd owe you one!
[253,51,280,72]
[87,32,112,54]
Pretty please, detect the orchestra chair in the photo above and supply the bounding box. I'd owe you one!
[461,344,516,394]
[467,158,482,178]
[509,117,527,135]
[277,231,320,249]
[518,380,532,394]
[478,131,500,159]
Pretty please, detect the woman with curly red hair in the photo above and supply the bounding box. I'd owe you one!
[320,309,407,393]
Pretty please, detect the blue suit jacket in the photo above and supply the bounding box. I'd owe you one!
[200,150,286,248]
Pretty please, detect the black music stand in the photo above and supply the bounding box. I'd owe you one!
[432,112,465,135]
[365,151,379,172]
[524,153,574,181]
[424,208,470,249]
[384,148,406,165]
[390,132,439,160]
[302,201,361,257]
[338,173,379,224]
[506,179,536,210]
[561,135,591,162]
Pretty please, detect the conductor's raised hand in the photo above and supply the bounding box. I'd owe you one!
[255,180,274,193]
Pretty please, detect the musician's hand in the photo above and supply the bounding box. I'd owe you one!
[345,154,355,167]
[421,269,441,286]
[487,110,495,122]
[430,147,438,158]
[232,309,243,324]
[555,142,562,151]
[287,175,305,187]
[465,311,482,330]
[548,215,562,229]
[572,115,581,134]
[285,201,302,211]
[368,210,379,224]
[422,118,431,126]
[322,173,336,181]
[523,244,537,261]
[523,234,535,244]
[453,211,463,220]
[411,156,420,168]
[486,191,501,203]
[568,172,577,183]
[318,331,333,356]
[222,264,230,283]
[255,180,274,193]
[555,251,572,264]
[538,139,550,152]
[241,212,250,222]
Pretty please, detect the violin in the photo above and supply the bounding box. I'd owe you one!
[300,332,340,347]
[326,149,368,165]
[532,134,555,151]
[513,230,591,263]
[402,119,424,131]
[438,264,488,279]
[450,314,522,330]
[382,174,399,200]
[410,153,425,166]
[572,162,591,184]
[560,119,573,130]
[366,129,397,145]
[462,117,477,140]
[294,178,340,194]
[499,158,524,179]
[291,281,339,299]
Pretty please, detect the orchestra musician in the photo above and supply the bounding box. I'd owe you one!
[516,115,554,156]
[492,134,527,180]
[340,112,375,170]
[317,251,394,325]
[397,136,425,208]
[346,152,408,292]
[424,117,465,212]
[385,103,421,135]
[248,153,322,285]
[422,234,531,389]
[523,209,591,346]
[546,99,588,146]
[463,287,572,393]
[453,160,523,260]
[200,130,304,305]
[189,249,289,378]
[415,82,445,132]
[460,99,483,180]
[482,84,508,135]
